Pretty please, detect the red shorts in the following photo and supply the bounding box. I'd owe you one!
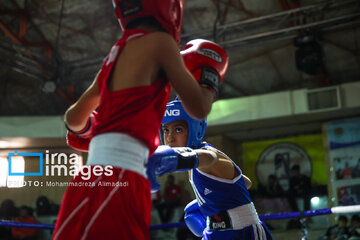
[52,167,152,240]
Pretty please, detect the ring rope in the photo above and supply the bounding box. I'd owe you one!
[1,205,359,230]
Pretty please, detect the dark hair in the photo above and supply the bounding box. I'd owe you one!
[19,205,33,216]
[292,165,300,171]
[268,174,277,180]
[338,215,348,222]
[126,16,166,32]
[0,199,17,219]
[20,205,28,211]
[351,214,360,222]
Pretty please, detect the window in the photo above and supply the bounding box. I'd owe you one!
[0,156,25,188]
[0,157,7,187]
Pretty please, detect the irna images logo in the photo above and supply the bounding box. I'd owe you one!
[8,150,113,180]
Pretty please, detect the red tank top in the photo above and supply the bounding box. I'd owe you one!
[92,29,171,156]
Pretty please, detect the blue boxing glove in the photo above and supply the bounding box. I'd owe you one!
[146,146,199,192]
[146,159,161,193]
[184,199,207,237]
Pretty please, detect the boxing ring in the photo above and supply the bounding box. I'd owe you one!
[1,205,360,239]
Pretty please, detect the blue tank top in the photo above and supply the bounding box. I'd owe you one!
[189,145,252,216]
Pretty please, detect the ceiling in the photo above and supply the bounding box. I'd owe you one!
[0,0,359,116]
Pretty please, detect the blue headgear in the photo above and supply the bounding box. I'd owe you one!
[161,99,207,149]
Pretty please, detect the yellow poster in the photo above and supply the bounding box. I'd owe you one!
[242,134,326,189]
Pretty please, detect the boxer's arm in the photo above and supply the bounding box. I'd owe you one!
[65,72,100,132]
[153,33,213,120]
[199,151,243,181]
[184,199,206,237]
[196,149,218,169]
[243,174,252,189]
[146,147,217,192]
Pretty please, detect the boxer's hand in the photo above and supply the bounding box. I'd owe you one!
[147,146,199,177]
[181,39,229,97]
[146,146,199,192]
[66,132,91,152]
[65,111,97,152]
[184,199,206,237]
[65,111,97,137]
[146,162,161,193]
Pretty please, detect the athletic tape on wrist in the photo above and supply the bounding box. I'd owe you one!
[199,67,219,96]
[65,117,91,135]
[174,147,199,171]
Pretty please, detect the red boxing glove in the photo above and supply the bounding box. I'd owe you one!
[181,39,229,97]
[65,111,97,152]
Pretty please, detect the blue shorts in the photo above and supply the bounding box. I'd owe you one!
[202,222,273,240]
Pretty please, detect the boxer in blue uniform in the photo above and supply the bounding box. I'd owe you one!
[147,99,273,240]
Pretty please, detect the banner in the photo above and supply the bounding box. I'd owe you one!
[242,134,326,189]
[327,118,360,150]
[326,118,360,206]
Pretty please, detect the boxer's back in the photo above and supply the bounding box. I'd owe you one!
[109,31,170,91]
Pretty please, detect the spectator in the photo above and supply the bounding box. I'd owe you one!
[338,187,357,206]
[152,190,162,207]
[158,175,182,223]
[349,215,360,240]
[288,164,312,211]
[321,215,349,240]
[352,159,360,179]
[266,174,285,198]
[257,174,284,198]
[0,199,18,240]
[340,162,352,179]
[11,206,37,240]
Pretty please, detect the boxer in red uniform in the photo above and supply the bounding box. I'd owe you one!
[53,1,228,239]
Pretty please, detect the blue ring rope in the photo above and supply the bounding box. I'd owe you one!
[0,205,357,230]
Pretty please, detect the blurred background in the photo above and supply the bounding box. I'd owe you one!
[0,0,359,239]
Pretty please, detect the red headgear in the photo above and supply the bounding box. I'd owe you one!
[113,0,184,43]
